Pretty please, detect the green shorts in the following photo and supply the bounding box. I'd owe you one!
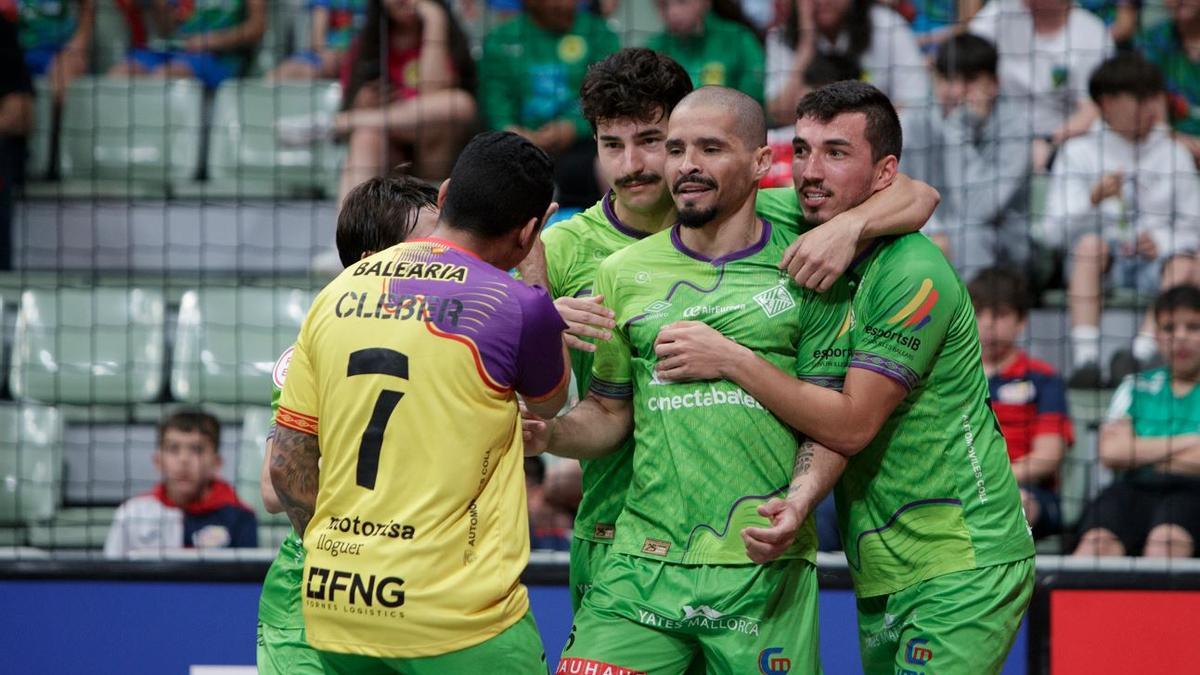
[316,611,547,675]
[856,557,1035,675]
[560,552,821,675]
[256,622,324,675]
[569,537,612,612]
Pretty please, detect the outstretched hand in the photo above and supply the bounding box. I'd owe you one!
[556,295,615,352]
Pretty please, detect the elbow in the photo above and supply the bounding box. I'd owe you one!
[822,429,872,457]
[1097,441,1128,470]
[260,479,284,514]
[918,180,942,219]
[268,462,289,499]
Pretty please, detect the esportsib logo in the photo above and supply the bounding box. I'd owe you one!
[886,278,938,331]
[758,647,791,674]
[905,638,934,665]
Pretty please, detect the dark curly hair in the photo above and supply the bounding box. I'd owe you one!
[579,48,694,133]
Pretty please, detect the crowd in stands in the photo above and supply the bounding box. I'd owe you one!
[2,0,1200,559]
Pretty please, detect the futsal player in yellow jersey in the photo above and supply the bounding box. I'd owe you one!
[271,132,570,674]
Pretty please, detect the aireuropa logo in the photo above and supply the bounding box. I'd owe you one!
[905,637,933,666]
[886,278,938,331]
[758,647,792,674]
[753,285,796,318]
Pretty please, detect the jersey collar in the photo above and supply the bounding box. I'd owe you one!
[408,236,484,260]
[671,218,773,266]
[602,191,653,240]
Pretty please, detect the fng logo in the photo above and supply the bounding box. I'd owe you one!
[306,566,406,607]
[905,638,933,665]
[758,647,791,674]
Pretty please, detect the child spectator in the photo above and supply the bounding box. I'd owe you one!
[970,0,1113,171]
[104,410,257,558]
[269,0,367,80]
[478,0,619,207]
[108,0,265,89]
[278,0,477,201]
[901,33,1033,278]
[1136,0,1200,168]
[526,456,573,551]
[1043,54,1200,387]
[970,267,1074,538]
[7,0,93,102]
[1075,284,1200,558]
[647,0,765,104]
[765,0,929,126]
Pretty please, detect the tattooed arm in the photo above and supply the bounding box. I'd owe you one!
[740,438,847,564]
[269,427,321,537]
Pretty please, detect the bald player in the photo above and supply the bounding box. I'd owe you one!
[525,87,841,674]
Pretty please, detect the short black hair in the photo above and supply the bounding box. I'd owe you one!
[1154,284,1200,318]
[804,53,863,89]
[159,409,221,453]
[440,131,555,238]
[581,48,694,133]
[795,81,902,162]
[967,266,1032,318]
[934,33,998,81]
[336,173,439,268]
[1089,53,1165,103]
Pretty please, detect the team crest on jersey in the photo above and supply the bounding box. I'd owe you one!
[753,285,795,318]
[558,35,586,63]
[272,346,294,389]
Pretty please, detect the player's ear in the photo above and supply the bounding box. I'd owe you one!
[752,144,773,182]
[539,201,560,234]
[436,179,450,209]
[871,155,898,192]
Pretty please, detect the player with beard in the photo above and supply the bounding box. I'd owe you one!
[521,49,941,621]
[653,82,1035,674]
[525,86,852,674]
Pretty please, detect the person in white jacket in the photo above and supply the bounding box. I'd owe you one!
[1043,54,1200,386]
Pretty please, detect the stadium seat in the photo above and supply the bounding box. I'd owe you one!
[200,80,344,198]
[9,287,166,405]
[91,2,133,76]
[0,403,64,524]
[171,287,311,404]
[59,77,203,196]
[248,0,299,76]
[237,406,288,524]
[25,79,54,181]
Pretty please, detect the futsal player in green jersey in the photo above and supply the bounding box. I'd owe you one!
[255,175,439,675]
[526,48,942,615]
[656,82,1035,674]
[524,86,855,674]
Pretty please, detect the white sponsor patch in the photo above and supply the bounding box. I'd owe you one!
[272,346,295,389]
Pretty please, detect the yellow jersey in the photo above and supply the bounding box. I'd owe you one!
[276,238,568,657]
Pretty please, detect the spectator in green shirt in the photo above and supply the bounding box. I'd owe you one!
[479,0,619,207]
[648,0,765,104]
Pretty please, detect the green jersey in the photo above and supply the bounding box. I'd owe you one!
[838,234,1033,598]
[647,14,765,105]
[1105,367,1200,483]
[591,219,821,565]
[543,194,649,544]
[16,0,77,51]
[479,12,619,137]
[259,346,305,629]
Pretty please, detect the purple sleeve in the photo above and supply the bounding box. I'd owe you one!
[514,285,568,399]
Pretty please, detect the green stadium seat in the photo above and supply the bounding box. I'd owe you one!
[26,79,54,181]
[59,77,203,195]
[171,287,311,404]
[0,403,64,524]
[248,0,297,76]
[27,506,114,549]
[9,287,166,405]
[91,2,134,75]
[199,80,344,198]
